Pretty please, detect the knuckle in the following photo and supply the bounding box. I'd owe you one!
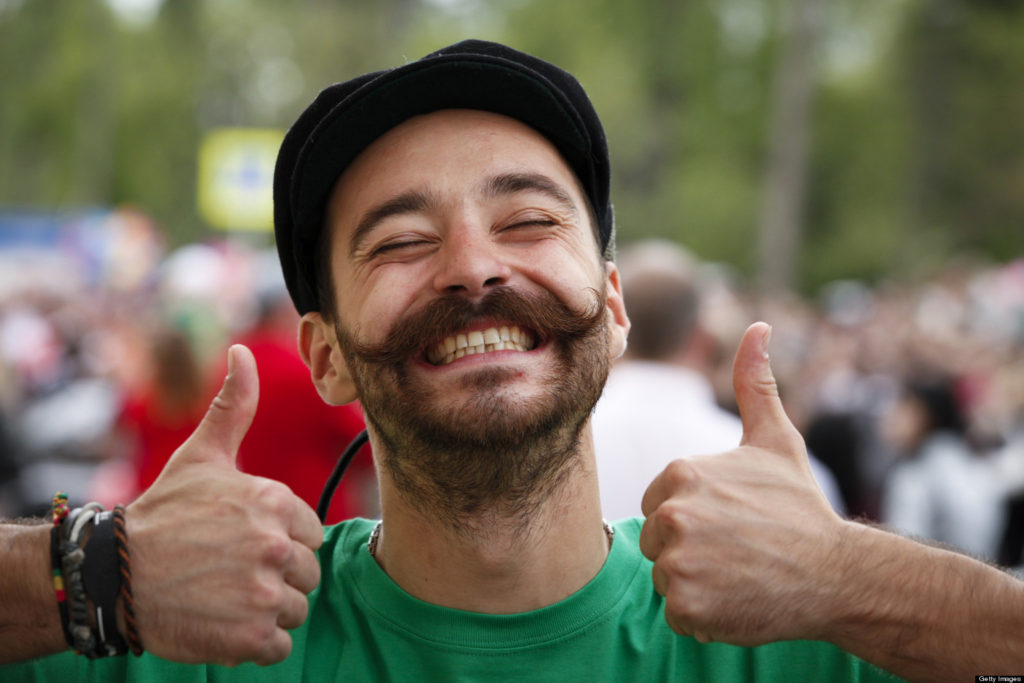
[255,633,292,666]
[664,591,694,623]
[250,576,286,611]
[215,620,277,666]
[258,532,294,568]
[661,549,691,579]
[237,619,279,657]
[663,459,698,489]
[255,479,297,516]
[751,375,780,398]
[655,547,696,588]
[279,593,309,630]
[653,500,691,536]
[292,551,322,594]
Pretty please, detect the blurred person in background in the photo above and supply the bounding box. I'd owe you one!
[789,285,908,521]
[3,289,123,516]
[880,375,1005,561]
[105,324,210,500]
[593,240,844,520]
[977,356,1024,567]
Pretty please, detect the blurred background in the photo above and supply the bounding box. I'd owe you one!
[0,0,1022,566]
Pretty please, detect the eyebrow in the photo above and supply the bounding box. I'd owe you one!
[349,190,434,257]
[483,172,579,218]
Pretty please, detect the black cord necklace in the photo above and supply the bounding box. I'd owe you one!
[317,429,369,523]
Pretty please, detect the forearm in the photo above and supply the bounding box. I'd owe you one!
[828,521,1024,681]
[0,521,68,663]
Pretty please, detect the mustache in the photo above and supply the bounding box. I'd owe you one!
[340,286,606,366]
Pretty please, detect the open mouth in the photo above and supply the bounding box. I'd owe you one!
[426,325,538,366]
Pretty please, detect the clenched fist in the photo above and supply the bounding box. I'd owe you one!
[639,322,846,646]
[126,345,324,666]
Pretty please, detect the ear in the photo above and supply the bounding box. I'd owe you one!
[298,312,359,405]
[603,261,630,361]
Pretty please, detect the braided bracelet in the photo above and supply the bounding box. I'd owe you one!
[112,505,143,655]
[59,504,96,656]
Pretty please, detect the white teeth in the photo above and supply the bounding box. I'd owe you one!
[428,325,537,366]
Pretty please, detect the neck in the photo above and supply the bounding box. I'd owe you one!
[370,426,610,613]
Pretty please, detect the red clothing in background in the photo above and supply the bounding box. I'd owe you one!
[233,330,372,524]
[119,391,206,494]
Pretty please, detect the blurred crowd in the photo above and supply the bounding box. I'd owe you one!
[762,259,1024,567]
[0,218,1022,567]
[0,211,373,525]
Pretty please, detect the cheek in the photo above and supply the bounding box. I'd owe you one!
[513,244,605,303]
[340,267,428,339]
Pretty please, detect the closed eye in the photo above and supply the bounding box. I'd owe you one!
[370,238,434,258]
[500,212,562,233]
[506,219,556,230]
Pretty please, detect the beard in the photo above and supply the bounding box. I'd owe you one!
[333,285,610,530]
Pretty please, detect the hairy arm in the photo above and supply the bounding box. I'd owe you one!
[827,522,1023,680]
[0,521,68,663]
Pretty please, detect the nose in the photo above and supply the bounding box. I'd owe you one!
[432,226,512,296]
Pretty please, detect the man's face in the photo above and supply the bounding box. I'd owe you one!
[315,109,628,518]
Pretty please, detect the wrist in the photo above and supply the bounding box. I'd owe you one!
[0,522,68,663]
[48,500,141,659]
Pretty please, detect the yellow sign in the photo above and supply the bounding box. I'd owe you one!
[198,128,283,231]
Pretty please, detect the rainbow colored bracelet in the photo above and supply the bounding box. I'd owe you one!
[49,492,73,648]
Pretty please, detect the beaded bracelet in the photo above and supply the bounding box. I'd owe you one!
[49,492,73,648]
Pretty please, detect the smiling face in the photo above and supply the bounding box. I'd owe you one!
[301,109,628,521]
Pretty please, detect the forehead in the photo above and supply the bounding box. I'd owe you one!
[326,109,590,232]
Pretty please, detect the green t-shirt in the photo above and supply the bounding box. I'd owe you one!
[3,518,901,682]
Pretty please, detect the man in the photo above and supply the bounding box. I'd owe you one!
[1,40,1022,681]
[593,239,846,519]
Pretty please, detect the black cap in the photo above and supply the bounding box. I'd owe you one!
[273,39,614,315]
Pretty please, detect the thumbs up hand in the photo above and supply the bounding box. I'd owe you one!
[639,322,844,646]
[125,345,324,666]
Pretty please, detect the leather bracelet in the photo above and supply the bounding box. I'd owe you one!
[81,510,128,657]
[112,505,143,655]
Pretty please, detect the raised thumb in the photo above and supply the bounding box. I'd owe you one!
[732,322,803,456]
[174,344,259,468]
